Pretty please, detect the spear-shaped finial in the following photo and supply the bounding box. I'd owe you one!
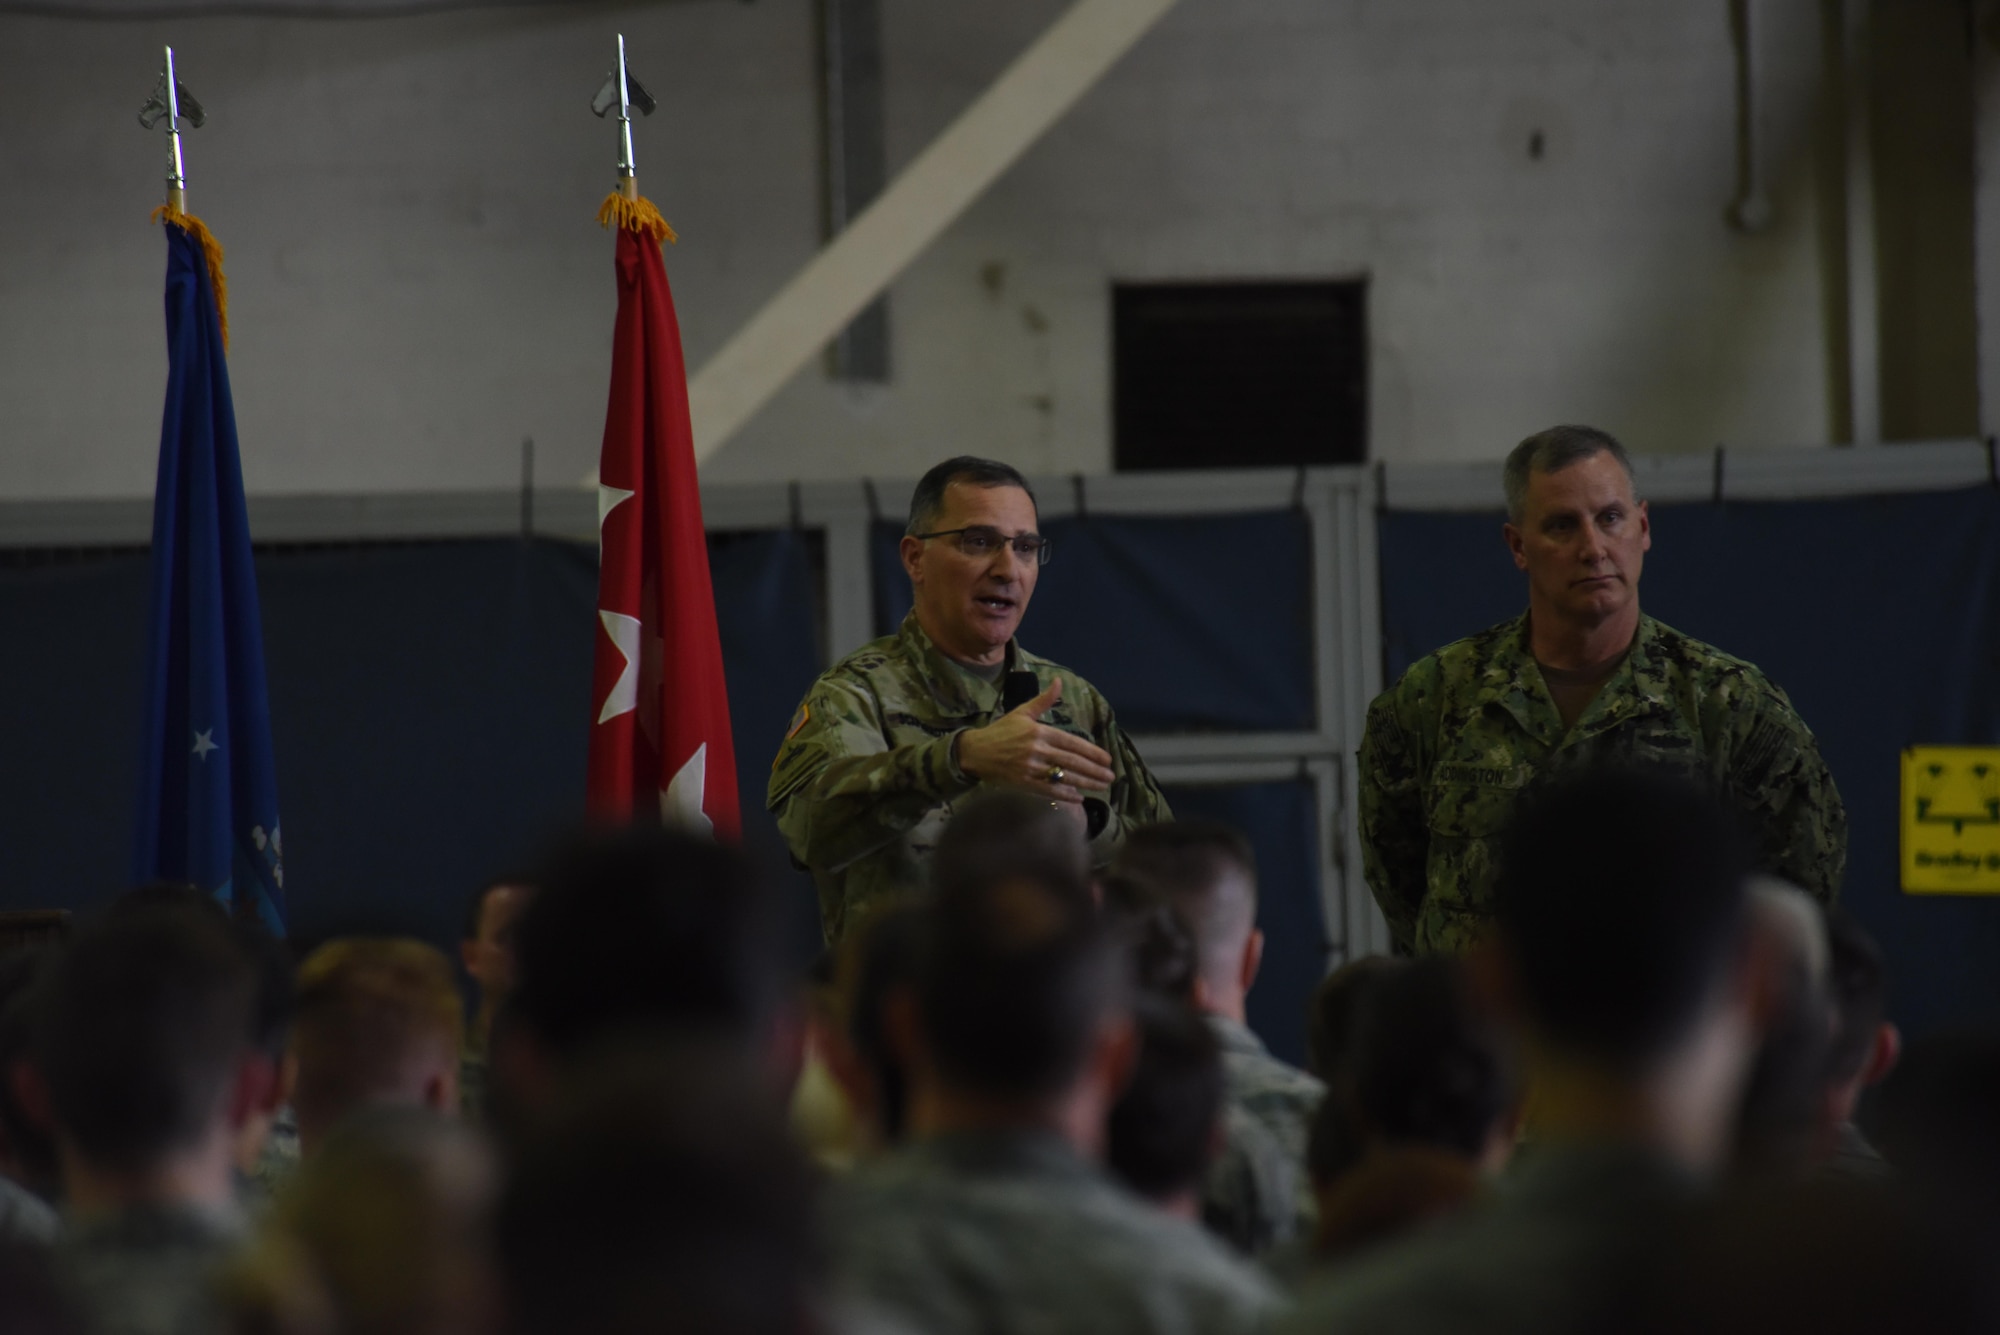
[138,46,206,212]
[592,35,657,201]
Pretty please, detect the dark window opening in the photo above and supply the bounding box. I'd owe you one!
[1113,280,1367,471]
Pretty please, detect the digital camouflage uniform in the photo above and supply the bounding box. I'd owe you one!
[1209,1016,1324,1247]
[1359,613,1847,956]
[57,1201,245,1335]
[1204,1101,1305,1256]
[826,1128,1282,1335]
[770,612,1172,941]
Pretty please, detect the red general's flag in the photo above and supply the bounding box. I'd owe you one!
[586,192,739,836]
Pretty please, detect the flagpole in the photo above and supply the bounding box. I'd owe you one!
[615,33,639,201]
[157,47,189,212]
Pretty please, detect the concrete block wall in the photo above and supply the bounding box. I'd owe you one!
[0,0,1871,499]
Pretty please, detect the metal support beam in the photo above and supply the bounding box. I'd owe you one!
[685,0,1180,462]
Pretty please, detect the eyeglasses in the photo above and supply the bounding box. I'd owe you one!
[913,526,1054,566]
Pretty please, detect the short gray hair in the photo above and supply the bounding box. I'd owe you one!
[906,457,1037,536]
[1502,425,1637,523]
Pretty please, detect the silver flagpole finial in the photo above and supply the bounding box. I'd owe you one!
[138,45,206,210]
[591,35,658,200]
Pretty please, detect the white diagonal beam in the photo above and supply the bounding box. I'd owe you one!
[689,0,1178,463]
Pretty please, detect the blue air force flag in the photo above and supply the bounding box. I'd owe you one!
[131,214,285,933]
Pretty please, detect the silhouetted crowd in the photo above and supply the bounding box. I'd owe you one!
[2,764,1997,1335]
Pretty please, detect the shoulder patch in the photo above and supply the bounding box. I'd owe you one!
[785,703,810,741]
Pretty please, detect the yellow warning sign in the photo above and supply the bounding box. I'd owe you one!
[1902,746,2000,894]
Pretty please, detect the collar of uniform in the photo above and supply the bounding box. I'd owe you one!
[61,1197,247,1249]
[1482,612,1668,744]
[897,610,1019,720]
[909,1126,1095,1183]
[1204,1013,1272,1061]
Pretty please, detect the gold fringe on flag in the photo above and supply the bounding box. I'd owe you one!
[596,192,678,246]
[151,203,231,352]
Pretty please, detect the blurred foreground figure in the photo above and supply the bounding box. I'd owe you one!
[1105,994,1227,1222]
[827,870,1280,1335]
[1300,957,1518,1270]
[1359,424,1845,955]
[0,949,62,1242]
[497,1042,818,1335]
[495,824,791,1125]
[289,940,463,1157]
[1116,821,1324,1252]
[1729,879,1835,1181]
[41,907,275,1335]
[225,1109,496,1335]
[1815,907,1898,1180]
[1281,766,1771,1335]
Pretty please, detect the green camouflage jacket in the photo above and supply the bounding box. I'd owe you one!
[769,612,1171,942]
[1359,612,1847,956]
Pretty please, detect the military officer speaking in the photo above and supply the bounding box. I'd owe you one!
[769,457,1170,941]
[1359,424,1847,956]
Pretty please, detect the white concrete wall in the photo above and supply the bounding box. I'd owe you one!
[0,0,1836,500]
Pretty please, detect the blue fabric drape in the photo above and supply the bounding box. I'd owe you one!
[1379,490,2000,1037]
[0,533,824,966]
[874,511,1315,732]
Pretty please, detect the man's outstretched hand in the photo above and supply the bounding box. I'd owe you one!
[956,678,1115,805]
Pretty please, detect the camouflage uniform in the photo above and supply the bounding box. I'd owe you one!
[1204,1103,1304,1256]
[57,1201,245,1335]
[1209,1017,1324,1245]
[1359,613,1847,956]
[770,611,1172,941]
[826,1128,1283,1335]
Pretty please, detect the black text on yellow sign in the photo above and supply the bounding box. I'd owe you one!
[1901,746,2000,894]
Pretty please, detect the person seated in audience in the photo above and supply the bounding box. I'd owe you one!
[496,824,793,1126]
[792,949,870,1174]
[289,939,464,1159]
[0,949,62,1242]
[825,865,1281,1335]
[817,904,927,1161]
[456,875,534,1123]
[1301,957,1518,1269]
[496,1039,819,1335]
[40,904,278,1335]
[1814,907,1898,1181]
[1303,955,1405,1092]
[1101,870,1300,1256]
[103,885,297,1206]
[1106,994,1228,1221]
[1730,878,1837,1182]
[223,1107,497,1335]
[1279,765,1777,1334]
[1115,821,1324,1247]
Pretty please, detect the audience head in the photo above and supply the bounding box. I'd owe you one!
[1495,765,1760,1170]
[0,949,60,1198]
[503,825,783,1107]
[1349,957,1519,1171]
[460,877,534,1023]
[227,1108,497,1335]
[38,905,268,1202]
[1305,954,1405,1089]
[1097,871,1198,1002]
[930,789,1091,901]
[834,904,925,1148]
[1822,907,1899,1126]
[1113,820,1260,1019]
[496,1040,819,1335]
[1105,995,1224,1214]
[1496,765,1756,1070]
[904,870,1131,1140]
[1732,878,1837,1180]
[291,938,465,1156]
